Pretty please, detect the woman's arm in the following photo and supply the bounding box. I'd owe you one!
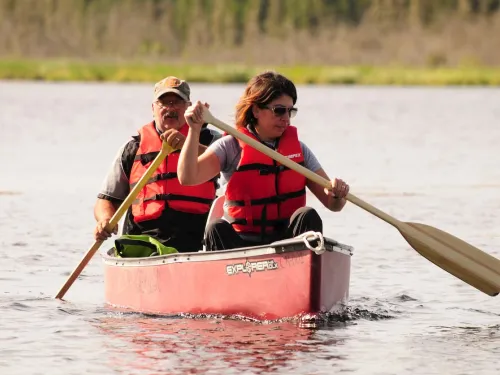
[306,168,348,212]
[178,143,221,185]
[300,142,349,212]
[178,101,221,185]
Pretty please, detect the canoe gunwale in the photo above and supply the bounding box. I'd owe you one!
[101,236,353,268]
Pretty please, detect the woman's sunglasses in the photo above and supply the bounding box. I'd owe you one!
[262,105,298,118]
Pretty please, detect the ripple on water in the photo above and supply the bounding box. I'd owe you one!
[98,297,401,331]
[11,242,28,247]
[0,191,22,195]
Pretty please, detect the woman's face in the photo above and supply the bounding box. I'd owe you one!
[252,94,297,141]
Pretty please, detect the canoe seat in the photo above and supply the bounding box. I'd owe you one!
[207,195,225,225]
[202,195,225,251]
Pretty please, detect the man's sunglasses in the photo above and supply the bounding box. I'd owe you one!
[262,105,298,118]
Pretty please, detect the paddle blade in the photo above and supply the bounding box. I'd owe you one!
[399,222,500,296]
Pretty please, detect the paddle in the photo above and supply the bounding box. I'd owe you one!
[202,109,500,297]
[55,141,174,299]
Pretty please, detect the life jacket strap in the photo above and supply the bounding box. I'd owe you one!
[143,193,214,205]
[226,188,305,207]
[134,151,159,165]
[130,172,178,189]
[235,162,304,175]
[134,150,181,165]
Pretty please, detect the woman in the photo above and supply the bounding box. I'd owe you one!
[178,71,350,250]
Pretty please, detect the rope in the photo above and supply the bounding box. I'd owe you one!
[296,231,325,255]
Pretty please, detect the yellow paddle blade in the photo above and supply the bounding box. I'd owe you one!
[400,222,500,296]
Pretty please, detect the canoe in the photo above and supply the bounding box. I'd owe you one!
[102,232,353,320]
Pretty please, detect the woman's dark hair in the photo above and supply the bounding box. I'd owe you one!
[235,71,297,128]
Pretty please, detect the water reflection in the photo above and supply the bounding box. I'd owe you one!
[96,315,346,374]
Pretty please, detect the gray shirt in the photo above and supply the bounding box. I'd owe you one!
[98,142,135,201]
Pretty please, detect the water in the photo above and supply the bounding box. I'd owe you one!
[1,81,500,374]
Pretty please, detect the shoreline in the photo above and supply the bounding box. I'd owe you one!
[1,60,500,86]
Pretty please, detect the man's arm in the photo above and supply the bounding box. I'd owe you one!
[93,198,121,241]
[94,197,120,222]
[93,139,137,241]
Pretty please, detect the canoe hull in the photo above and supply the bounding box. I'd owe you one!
[103,237,352,320]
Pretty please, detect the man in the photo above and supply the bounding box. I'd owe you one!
[94,76,221,252]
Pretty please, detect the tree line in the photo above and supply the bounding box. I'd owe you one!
[1,0,499,65]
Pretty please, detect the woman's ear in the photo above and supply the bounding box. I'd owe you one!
[251,104,260,120]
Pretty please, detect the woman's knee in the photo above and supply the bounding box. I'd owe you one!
[204,219,243,251]
[290,206,323,233]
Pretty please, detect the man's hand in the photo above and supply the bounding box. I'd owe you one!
[94,219,118,242]
[161,128,186,150]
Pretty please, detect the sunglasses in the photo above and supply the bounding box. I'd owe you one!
[262,105,298,118]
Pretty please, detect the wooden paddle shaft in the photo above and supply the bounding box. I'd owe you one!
[203,110,402,228]
[55,142,173,299]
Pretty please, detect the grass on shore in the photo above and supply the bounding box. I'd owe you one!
[1,59,500,86]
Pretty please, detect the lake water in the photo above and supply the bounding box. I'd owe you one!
[1,81,500,375]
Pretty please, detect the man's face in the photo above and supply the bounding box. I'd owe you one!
[152,93,189,132]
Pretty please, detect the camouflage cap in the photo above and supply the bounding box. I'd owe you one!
[153,76,190,102]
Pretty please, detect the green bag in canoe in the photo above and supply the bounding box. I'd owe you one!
[114,235,178,258]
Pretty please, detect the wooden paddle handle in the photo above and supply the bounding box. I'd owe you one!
[55,141,173,299]
[203,109,402,228]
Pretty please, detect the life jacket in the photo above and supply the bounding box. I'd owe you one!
[225,126,306,234]
[130,122,216,223]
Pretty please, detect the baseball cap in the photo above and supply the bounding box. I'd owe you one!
[153,76,190,102]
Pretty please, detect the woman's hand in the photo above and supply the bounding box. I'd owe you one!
[324,178,350,199]
[185,101,209,133]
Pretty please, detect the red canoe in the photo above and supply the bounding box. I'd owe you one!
[102,232,353,320]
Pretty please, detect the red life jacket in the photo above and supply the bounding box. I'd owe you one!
[130,122,216,223]
[225,126,306,234]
